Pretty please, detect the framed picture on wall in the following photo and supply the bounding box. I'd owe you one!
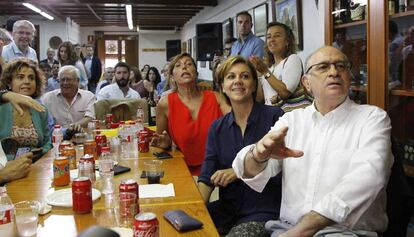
[187,38,192,55]
[222,18,233,44]
[181,41,187,53]
[275,0,303,50]
[253,3,268,37]
[192,36,197,59]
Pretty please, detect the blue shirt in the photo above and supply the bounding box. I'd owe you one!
[199,102,283,223]
[230,32,264,59]
[46,77,60,92]
[1,41,38,63]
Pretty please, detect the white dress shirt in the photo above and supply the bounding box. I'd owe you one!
[232,98,393,232]
[41,89,96,127]
[261,54,302,105]
[97,83,141,101]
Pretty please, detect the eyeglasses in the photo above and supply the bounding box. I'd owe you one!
[60,77,78,83]
[305,61,352,74]
[15,31,33,37]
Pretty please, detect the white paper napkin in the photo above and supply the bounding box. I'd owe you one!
[139,183,175,198]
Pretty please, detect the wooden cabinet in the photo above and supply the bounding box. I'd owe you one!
[324,0,414,176]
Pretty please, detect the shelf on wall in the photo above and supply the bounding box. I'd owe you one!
[390,88,414,97]
[390,10,414,19]
[334,20,366,29]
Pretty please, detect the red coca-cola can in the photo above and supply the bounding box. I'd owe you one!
[95,134,107,156]
[133,212,159,237]
[119,179,139,212]
[80,154,95,168]
[138,130,149,152]
[72,177,92,214]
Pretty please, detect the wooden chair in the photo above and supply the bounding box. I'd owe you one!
[94,99,148,123]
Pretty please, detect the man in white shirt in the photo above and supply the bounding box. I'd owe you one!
[97,62,140,100]
[232,46,393,236]
[1,20,38,63]
[42,65,95,135]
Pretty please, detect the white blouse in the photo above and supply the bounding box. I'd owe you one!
[261,54,303,105]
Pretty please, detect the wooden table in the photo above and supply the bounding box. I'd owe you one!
[6,146,219,237]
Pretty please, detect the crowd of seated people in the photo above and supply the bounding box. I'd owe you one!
[0,11,406,237]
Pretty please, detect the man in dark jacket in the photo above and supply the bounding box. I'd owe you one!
[83,45,102,93]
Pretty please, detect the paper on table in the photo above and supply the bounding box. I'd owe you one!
[139,183,175,198]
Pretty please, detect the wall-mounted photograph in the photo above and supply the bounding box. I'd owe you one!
[253,3,268,37]
[222,18,233,45]
[275,0,303,50]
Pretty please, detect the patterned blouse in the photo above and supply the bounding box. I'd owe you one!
[11,123,39,148]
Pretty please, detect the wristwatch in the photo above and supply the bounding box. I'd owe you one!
[0,89,9,104]
[264,72,272,79]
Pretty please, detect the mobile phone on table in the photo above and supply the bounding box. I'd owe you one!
[153,152,172,159]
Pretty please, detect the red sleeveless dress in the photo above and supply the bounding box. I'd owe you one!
[168,90,223,175]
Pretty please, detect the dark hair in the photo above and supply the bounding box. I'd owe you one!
[1,58,45,99]
[114,61,131,73]
[130,66,142,83]
[145,67,161,87]
[39,62,51,71]
[236,11,252,22]
[217,56,258,104]
[6,16,21,32]
[141,64,150,72]
[264,22,296,67]
[168,53,197,76]
[389,20,398,35]
[57,41,78,65]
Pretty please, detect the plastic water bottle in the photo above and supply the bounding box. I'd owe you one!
[52,124,64,157]
[0,187,15,237]
[99,146,114,194]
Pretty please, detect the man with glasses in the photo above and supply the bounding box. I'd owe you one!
[42,65,96,136]
[2,20,38,63]
[232,46,392,236]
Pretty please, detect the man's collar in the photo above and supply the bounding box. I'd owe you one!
[11,41,28,55]
[311,97,351,122]
[238,32,254,43]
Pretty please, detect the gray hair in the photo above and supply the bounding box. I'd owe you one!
[0,28,12,42]
[13,20,35,32]
[58,65,80,80]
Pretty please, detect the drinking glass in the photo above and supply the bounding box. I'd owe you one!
[14,201,40,237]
[144,160,163,184]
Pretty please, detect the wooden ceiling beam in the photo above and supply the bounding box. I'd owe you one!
[11,0,217,7]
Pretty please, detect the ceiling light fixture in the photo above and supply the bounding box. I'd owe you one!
[136,26,140,32]
[22,3,54,20]
[126,4,133,30]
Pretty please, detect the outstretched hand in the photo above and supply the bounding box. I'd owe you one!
[3,92,45,116]
[254,127,304,161]
[150,130,172,149]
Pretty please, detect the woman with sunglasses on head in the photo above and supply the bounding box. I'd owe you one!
[250,22,303,106]
[151,53,230,175]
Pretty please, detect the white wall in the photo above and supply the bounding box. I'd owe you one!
[80,26,179,70]
[181,0,325,80]
[139,33,180,71]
